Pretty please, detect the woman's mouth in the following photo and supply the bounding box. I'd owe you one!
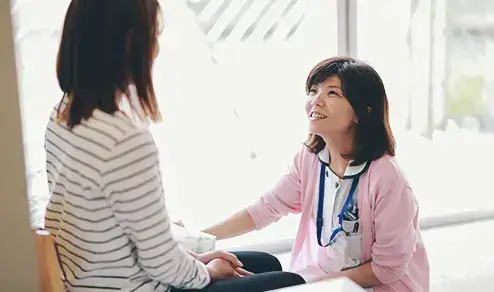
[309,112,327,120]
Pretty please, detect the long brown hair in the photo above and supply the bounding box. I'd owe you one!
[56,0,163,128]
[304,57,395,165]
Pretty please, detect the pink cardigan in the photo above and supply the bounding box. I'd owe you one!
[247,146,429,291]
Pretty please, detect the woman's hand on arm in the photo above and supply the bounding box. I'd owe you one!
[188,250,253,279]
[196,250,243,267]
[339,262,381,288]
[206,258,253,280]
[316,262,380,288]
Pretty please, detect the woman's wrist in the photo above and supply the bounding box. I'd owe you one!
[187,249,199,259]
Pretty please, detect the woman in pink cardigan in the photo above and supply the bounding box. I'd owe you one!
[205,57,430,291]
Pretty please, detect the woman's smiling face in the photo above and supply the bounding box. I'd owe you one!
[305,75,357,136]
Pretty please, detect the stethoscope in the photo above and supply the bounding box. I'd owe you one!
[316,162,360,247]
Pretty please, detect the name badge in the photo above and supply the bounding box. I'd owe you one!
[321,233,349,273]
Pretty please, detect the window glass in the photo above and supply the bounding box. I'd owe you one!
[356,0,494,217]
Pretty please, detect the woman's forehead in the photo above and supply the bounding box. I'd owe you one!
[314,76,342,87]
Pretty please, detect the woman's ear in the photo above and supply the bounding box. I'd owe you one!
[367,106,372,113]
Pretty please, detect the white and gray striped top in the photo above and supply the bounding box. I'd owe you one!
[44,101,210,292]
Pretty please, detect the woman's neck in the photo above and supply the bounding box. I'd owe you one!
[321,132,355,178]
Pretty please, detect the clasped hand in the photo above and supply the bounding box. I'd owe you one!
[173,221,253,281]
[197,250,253,281]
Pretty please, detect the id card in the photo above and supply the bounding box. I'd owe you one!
[320,233,349,273]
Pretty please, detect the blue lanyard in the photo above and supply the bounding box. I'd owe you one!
[316,163,360,247]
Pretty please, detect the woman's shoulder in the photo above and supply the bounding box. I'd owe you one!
[366,155,411,189]
[293,143,319,169]
[47,100,154,149]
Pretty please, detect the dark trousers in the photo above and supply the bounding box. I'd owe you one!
[171,251,305,292]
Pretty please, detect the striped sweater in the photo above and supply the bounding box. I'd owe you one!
[44,102,210,291]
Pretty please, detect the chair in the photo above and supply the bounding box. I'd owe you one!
[34,229,65,292]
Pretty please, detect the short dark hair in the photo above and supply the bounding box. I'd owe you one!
[304,57,396,165]
[56,0,163,128]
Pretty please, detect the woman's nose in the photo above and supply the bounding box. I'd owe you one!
[311,93,324,106]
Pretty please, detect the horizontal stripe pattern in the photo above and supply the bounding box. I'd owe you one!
[45,103,210,291]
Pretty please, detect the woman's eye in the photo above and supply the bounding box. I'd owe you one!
[309,88,317,94]
[328,90,338,96]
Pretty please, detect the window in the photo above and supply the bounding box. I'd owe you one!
[12,0,339,245]
[356,0,494,220]
[12,0,494,251]
[154,1,339,245]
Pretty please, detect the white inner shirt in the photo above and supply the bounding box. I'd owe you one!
[312,149,367,271]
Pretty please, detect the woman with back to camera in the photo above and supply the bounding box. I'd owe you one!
[43,0,306,291]
[204,57,430,291]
